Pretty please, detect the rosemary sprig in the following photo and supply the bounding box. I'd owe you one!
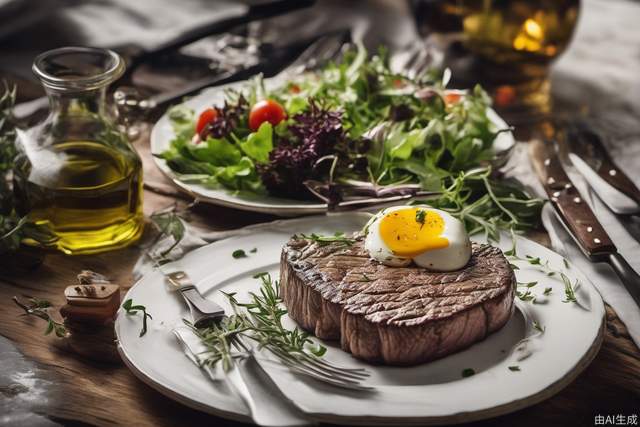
[189,273,328,374]
[13,296,68,338]
[0,83,58,256]
[122,299,153,337]
[297,231,355,246]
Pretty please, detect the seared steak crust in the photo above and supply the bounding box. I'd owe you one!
[280,236,515,366]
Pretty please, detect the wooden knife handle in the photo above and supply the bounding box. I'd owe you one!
[597,155,640,205]
[530,140,616,258]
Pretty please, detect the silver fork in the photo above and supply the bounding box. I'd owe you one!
[159,265,372,391]
[271,29,350,83]
[166,270,225,328]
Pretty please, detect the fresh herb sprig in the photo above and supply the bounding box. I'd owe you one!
[188,273,328,374]
[0,83,58,256]
[297,231,355,246]
[122,299,153,337]
[13,296,68,338]
[418,167,544,242]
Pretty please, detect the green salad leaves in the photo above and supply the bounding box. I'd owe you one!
[160,46,543,238]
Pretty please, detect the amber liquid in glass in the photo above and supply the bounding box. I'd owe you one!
[462,0,579,74]
[415,0,580,115]
[15,140,143,255]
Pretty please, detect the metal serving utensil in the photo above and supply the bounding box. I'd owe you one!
[530,139,640,309]
[564,120,640,216]
[166,270,225,328]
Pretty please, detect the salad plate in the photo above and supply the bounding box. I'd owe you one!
[150,76,516,216]
[116,213,604,425]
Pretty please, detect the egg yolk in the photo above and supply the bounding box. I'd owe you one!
[379,208,449,257]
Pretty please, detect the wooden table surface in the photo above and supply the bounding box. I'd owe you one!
[2,1,640,425]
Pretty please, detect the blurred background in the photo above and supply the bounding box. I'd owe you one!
[1,0,639,145]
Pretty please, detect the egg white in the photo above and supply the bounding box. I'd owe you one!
[363,205,471,271]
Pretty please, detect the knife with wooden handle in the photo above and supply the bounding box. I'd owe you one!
[530,139,640,308]
[565,121,640,215]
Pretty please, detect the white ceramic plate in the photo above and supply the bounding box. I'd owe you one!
[150,79,516,216]
[116,213,604,426]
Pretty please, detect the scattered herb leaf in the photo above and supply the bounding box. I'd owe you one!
[232,249,248,259]
[508,366,521,372]
[415,209,426,228]
[122,299,153,337]
[532,320,545,334]
[462,368,476,378]
[12,296,68,338]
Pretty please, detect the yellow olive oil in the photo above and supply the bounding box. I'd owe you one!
[15,140,143,255]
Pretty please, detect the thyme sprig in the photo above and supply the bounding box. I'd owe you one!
[296,231,355,247]
[13,296,68,338]
[188,272,328,374]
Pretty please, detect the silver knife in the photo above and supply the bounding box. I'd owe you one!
[565,122,640,215]
[530,139,640,308]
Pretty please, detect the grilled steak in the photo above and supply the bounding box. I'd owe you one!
[280,236,515,366]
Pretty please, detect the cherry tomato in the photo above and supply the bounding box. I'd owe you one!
[248,100,286,131]
[196,108,218,134]
[444,92,463,105]
[493,85,517,108]
[392,78,405,88]
[289,84,301,94]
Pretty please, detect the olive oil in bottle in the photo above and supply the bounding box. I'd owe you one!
[15,47,144,255]
[14,140,143,254]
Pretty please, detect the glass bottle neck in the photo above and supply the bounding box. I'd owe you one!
[45,86,109,119]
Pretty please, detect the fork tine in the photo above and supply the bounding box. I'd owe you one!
[301,356,370,378]
[272,357,374,391]
[268,348,370,382]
